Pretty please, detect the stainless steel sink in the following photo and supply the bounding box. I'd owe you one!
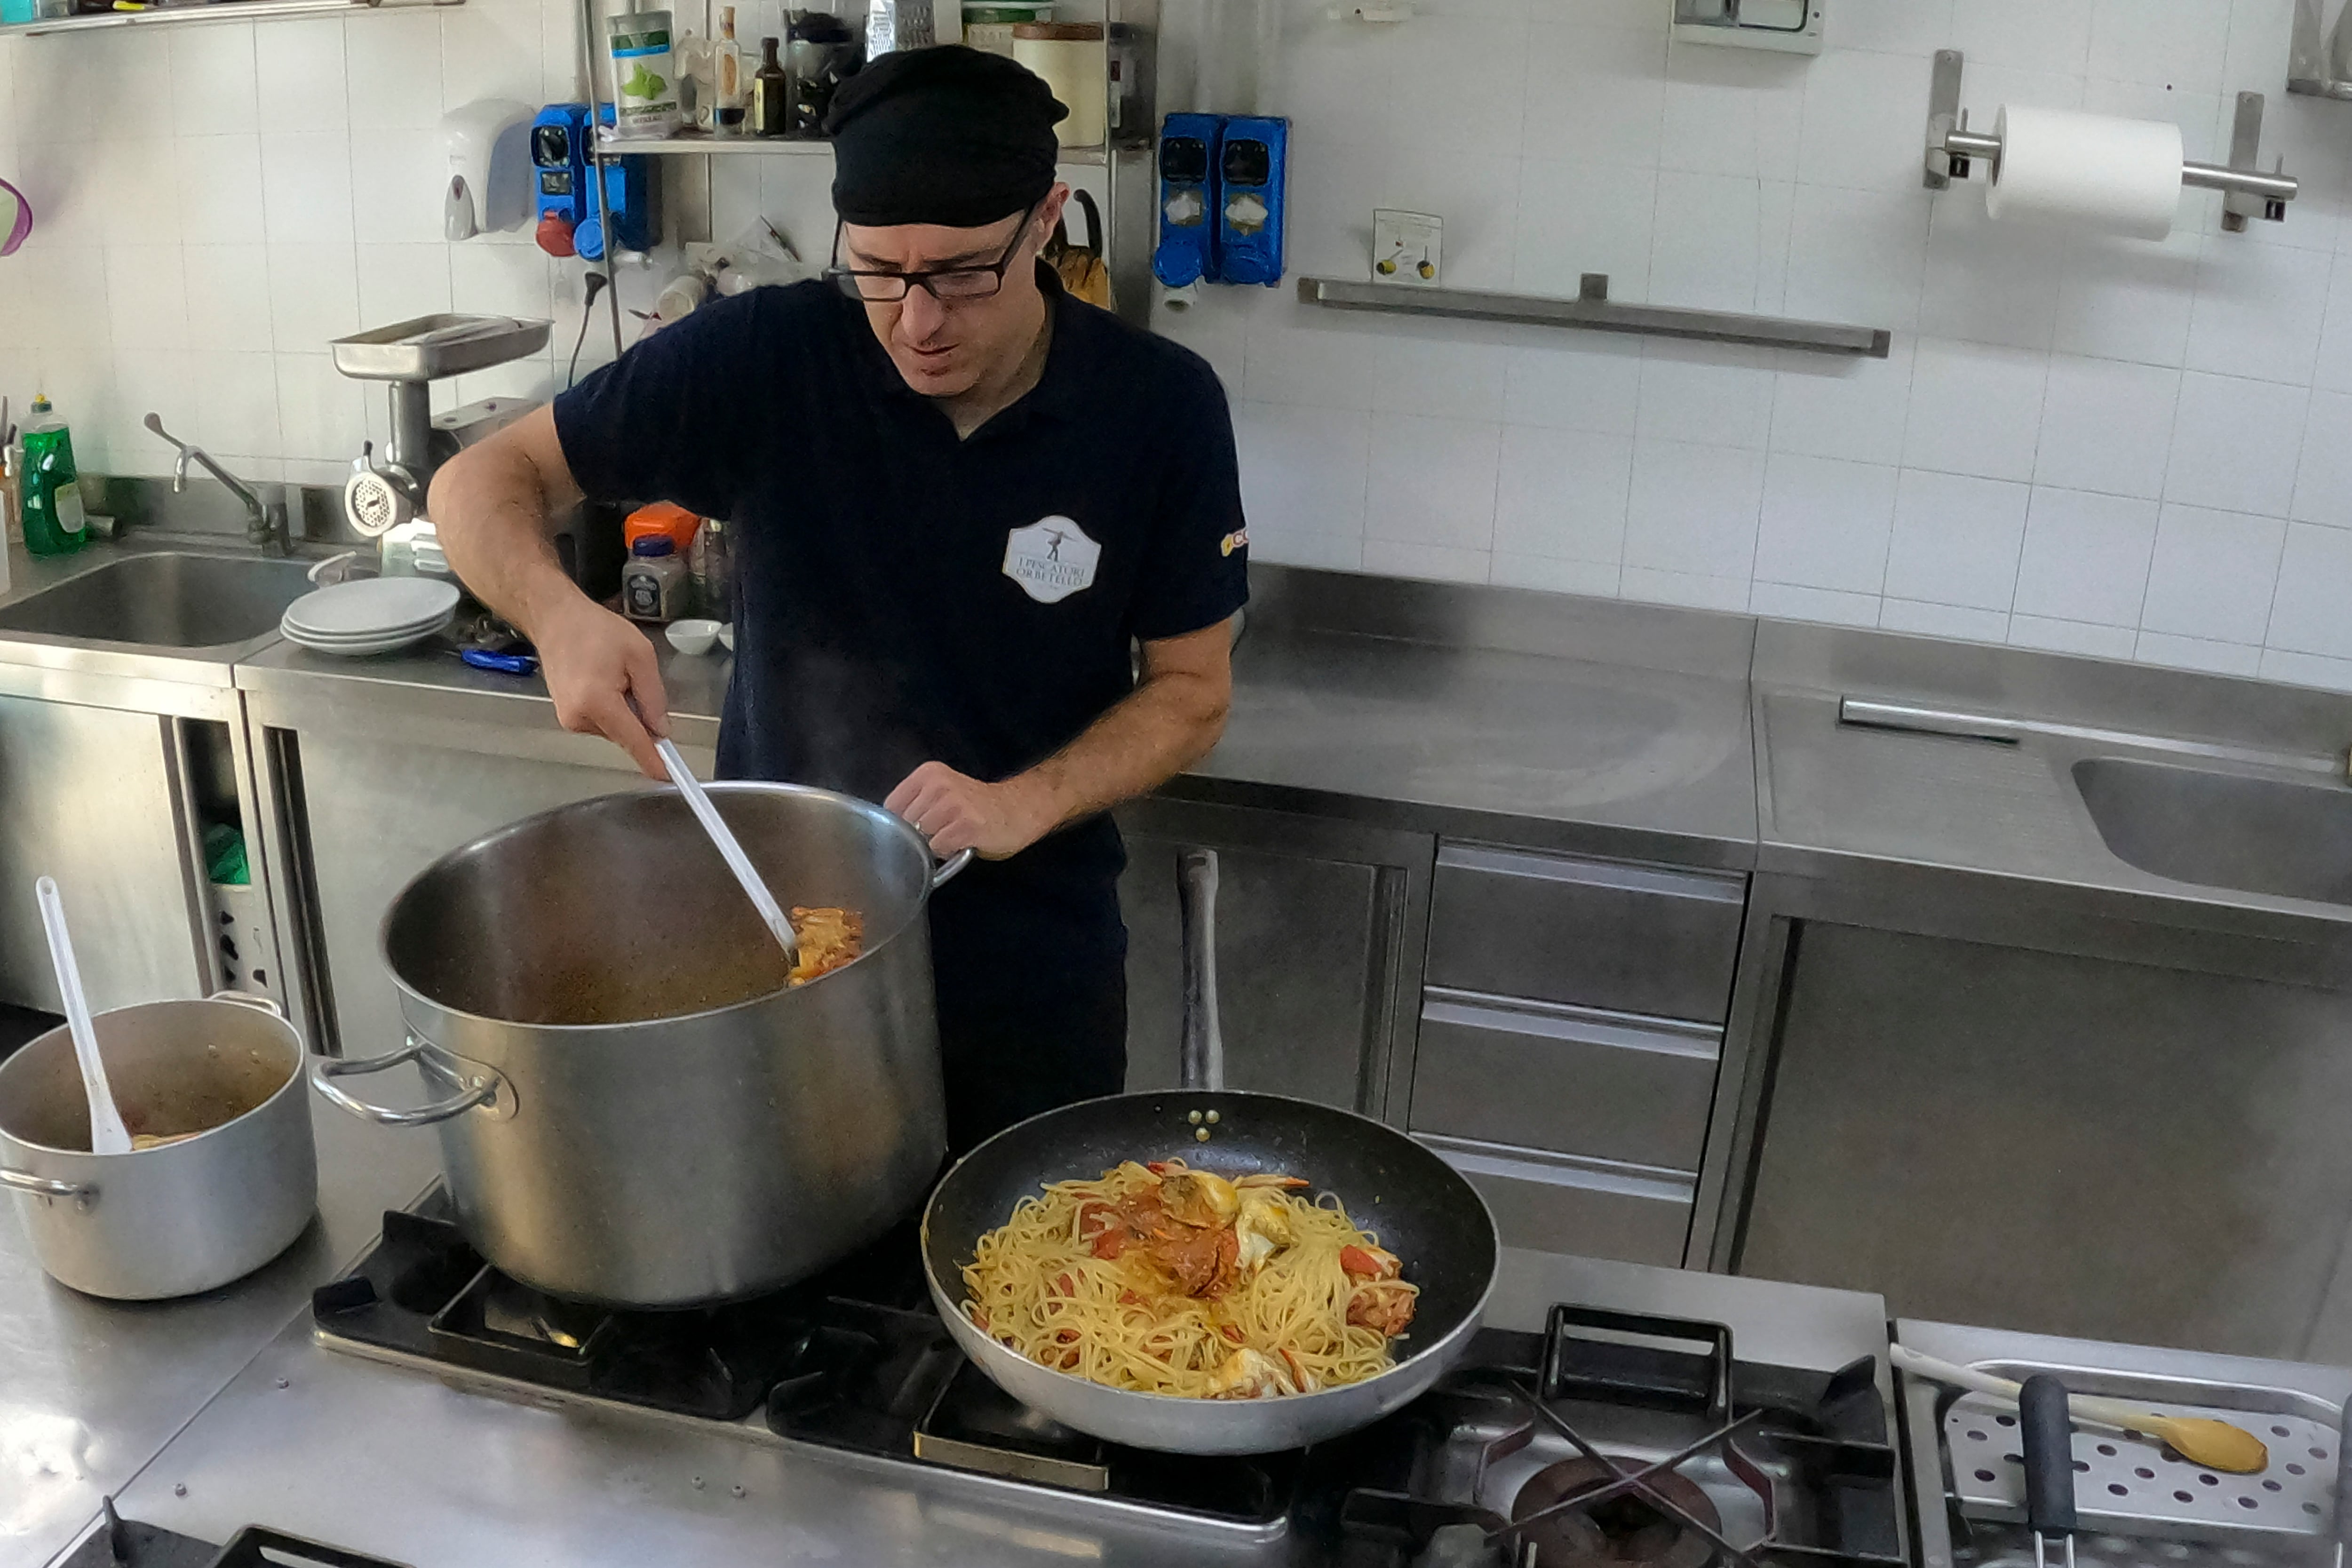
[0,552,315,650]
[2074,755,2352,905]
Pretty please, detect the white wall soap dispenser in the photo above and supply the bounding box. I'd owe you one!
[442,100,536,242]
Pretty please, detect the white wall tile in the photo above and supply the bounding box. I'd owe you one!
[348,129,446,247]
[2163,371,2309,516]
[1660,43,1806,183]
[1623,438,1765,577]
[2008,614,2139,659]
[2140,502,2287,643]
[1902,338,2048,483]
[273,351,365,463]
[1918,193,2067,352]
[345,10,445,132]
[2312,251,2352,394]
[104,245,189,352]
[1749,581,1881,627]
[1242,315,1376,411]
[2258,647,2352,693]
[1248,527,1363,573]
[1769,337,1915,465]
[170,26,259,138]
[441,0,546,110]
[1952,0,2095,72]
[1649,172,1762,314]
[1514,160,1657,301]
[260,131,354,245]
[1493,426,1633,563]
[356,242,453,327]
[2034,355,2181,500]
[1621,565,1751,612]
[1361,540,1492,584]
[1524,23,1665,170]
[1234,400,1370,539]
[1880,597,2012,641]
[266,240,360,349]
[1885,469,2032,609]
[2185,235,2333,385]
[95,32,174,148]
[1782,184,1928,333]
[1493,553,1621,597]
[1828,0,1954,55]
[1365,413,1501,551]
[2088,0,2233,93]
[2292,389,2352,527]
[1796,48,1933,195]
[2010,487,2159,626]
[172,134,266,247]
[1370,331,1509,423]
[2264,521,2352,658]
[1504,339,1643,436]
[183,245,274,352]
[2135,629,2263,675]
[448,241,552,322]
[254,19,348,132]
[1636,342,1773,448]
[1755,452,1897,592]
[202,348,282,458]
[2053,229,2201,367]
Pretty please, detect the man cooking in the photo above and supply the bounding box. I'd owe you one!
[429,46,1248,1153]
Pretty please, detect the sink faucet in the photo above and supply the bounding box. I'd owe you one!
[144,412,292,556]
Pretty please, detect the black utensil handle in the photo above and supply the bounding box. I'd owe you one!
[2019,1373,2078,1537]
[1177,848,1224,1092]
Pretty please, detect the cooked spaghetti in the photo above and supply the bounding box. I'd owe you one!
[960,1159,1419,1399]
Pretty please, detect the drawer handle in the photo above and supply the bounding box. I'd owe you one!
[1437,844,1745,904]
[1417,1135,1695,1205]
[1422,990,1720,1061]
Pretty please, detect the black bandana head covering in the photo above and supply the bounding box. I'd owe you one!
[825,45,1068,229]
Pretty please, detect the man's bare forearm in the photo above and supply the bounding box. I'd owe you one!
[1015,663,1229,834]
[428,410,590,641]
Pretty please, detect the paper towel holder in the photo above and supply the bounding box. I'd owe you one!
[1922,49,2298,231]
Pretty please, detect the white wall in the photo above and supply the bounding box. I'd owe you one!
[5,0,2352,690]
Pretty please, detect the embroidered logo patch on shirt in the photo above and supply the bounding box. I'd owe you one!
[1003,516,1102,605]
[1220,528,1248,557]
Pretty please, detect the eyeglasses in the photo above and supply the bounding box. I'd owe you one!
[826,200,1041,304]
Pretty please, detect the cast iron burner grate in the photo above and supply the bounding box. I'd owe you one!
[1330,1305,1913,1568]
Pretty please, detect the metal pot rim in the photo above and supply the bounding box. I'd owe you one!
[0,995,307,1161]
[378,778,951,1036]
[917,1086,1503,1414]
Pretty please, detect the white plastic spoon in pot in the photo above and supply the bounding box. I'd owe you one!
[653,737,802,971]
[34,876,132,1154]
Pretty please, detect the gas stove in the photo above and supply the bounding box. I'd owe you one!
[266,1191,1912,1568]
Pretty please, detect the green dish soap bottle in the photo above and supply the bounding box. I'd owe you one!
[20,394,87,557]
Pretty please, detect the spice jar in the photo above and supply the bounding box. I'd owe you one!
[1012,22,1106,147]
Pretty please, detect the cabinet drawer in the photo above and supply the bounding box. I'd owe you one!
[1421,1134,1693,1267]
[1427,845,1745,1022]
[1410,989,1719,1168]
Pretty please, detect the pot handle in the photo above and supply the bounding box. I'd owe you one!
[0,1166,93,1200]
[930,848,975,891]
[206,988,285,1017]
[311,1039,506,1127]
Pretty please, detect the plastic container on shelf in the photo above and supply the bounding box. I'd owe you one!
[621,536,688,623]
[1012,23,1106,147]
[623,501,701,554]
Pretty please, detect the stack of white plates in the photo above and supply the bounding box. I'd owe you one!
[280,578,461,656]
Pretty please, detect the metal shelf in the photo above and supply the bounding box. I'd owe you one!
[1298,275,1892,358]
[599,133,1116,166]
[2,0,454,37]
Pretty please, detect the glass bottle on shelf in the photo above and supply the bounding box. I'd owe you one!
[714,7,747,135]
[749,35,790,137]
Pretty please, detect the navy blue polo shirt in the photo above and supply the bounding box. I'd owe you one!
[550,265,1249,960]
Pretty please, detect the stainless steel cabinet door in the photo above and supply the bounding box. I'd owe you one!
[0,695,201,1012]
[1739,922,2352,1361]
[1116,798,1434,1118]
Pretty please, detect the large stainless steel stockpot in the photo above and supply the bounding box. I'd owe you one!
[313,783,965,1309]
[0,992,318,1300]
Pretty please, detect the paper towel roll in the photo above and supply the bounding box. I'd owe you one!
[1984,105,2184,240]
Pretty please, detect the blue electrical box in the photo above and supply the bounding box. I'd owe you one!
[1213,115,1287,287]
[1152,112,1222,288]
[531,104,656,261]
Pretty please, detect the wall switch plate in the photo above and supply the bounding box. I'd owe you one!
[1670,0,1824,54]
[1372,209,1443,287]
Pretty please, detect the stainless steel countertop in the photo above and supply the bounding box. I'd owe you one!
[2,1095,444,1568]
[61,1251,1887,1568]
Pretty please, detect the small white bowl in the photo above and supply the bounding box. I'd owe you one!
[716,623,735,652]
[666,618,721,656]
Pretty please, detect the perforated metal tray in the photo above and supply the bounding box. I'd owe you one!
[1943,1370,2342,1544]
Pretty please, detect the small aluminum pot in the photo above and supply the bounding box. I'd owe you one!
[0,992,318,1300]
